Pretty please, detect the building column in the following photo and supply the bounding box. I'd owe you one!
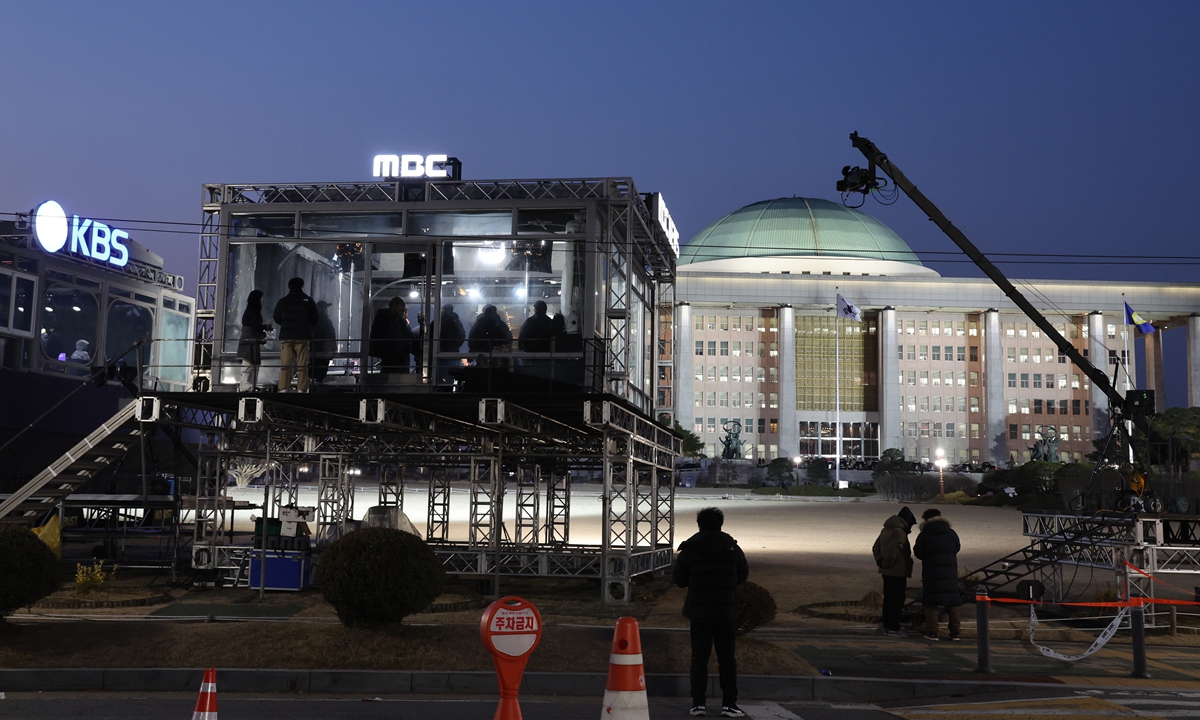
[1188,315,1200,408]
[674,303,693,432]
[879,307,901,455]
[1144,329,1166,414]
[984,309,1006,465]
[778,305,798,459]
[1088,312,1110,440]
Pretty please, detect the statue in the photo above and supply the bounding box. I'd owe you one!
[1027,425,1061,463]
[720,420,744,460]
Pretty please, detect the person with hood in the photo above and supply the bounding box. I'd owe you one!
[468,305,513,357]
[369,297,415,373]
[913,508,963,641]
[673,507,749,718]
[235,290,272,391]
[437,302,467,383]
[272,277,320,392]
[872,505,917,637]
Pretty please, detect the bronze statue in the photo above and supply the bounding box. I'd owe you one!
[720,420,744,460]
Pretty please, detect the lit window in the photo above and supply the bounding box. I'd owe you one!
[707,317,716,331]
[932,322,941,336]
[907,396,916,411]
[1071,374,1080,389]
[1020,348,1029,363]
[970,397,980,413]
[1007,398,1017,414]
[1006,323,1015,337]
[1022,424,1031,440]
[968,321,978,337]
[732,342,741,357]
[958,371,966,387]
[694,417,703,433]
[919,321,927,335]
[769,342,778,357]
[1020,399,1030,414]
[1107,324,1116,340]
[1019,323,1028,338]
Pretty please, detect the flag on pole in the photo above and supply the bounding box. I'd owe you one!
[837,293,862,322]
[1124,302,1154,334]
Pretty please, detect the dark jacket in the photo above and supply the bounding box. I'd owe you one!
[673,530,750,623]
[468,307,513,353]
[872,515,913,578]
[518,312,555,352]
[369,308,415,368]
[272,290,319,341]
[235,306,269,363]
[913,517,962,607]
[439,309,467,353]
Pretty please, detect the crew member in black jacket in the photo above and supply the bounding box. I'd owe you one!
[673,507,750,718]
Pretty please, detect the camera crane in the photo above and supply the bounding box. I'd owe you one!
[837,132,1158,510]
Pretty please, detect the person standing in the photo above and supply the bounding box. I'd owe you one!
[369,297,415,373]
[872,506,917,637]
[913,508,963,641]
[235,290,272,391]
[437,302,466,383]
[517,300,555,353]
[272,277,319,392]
[673,507,749,718]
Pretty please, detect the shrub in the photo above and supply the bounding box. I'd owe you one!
[737,581,777,635]
[807,458,830,482]
[75,560,117,594]
[317,527,445,627]
[0,525,59,619]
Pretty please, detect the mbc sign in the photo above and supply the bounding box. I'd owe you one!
[33,200,130,268]
[373,154,450,179]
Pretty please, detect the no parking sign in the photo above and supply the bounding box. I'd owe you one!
[481,596,542,720]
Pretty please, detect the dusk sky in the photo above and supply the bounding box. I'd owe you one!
[3,2,1198,404]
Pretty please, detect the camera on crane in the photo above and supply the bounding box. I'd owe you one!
[837,165,879,195]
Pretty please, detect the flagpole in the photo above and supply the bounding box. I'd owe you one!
[1121,293,1133,391]
[835,288,841,488]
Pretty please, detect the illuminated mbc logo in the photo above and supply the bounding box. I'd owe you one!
[33,201,130,268]
[373,154,450,179]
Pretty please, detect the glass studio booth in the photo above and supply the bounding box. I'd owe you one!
[199,177,677,415]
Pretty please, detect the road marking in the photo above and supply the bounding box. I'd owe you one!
[894,696,1148,719]
[744,702,805,719]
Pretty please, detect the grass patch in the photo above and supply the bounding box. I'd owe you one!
[751,485,866,498]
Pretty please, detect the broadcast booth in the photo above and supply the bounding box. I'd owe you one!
[167,158,681,602]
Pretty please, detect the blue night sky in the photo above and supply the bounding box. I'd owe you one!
[2,2,1198,404]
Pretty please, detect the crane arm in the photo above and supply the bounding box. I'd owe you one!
[843,131,1124,412]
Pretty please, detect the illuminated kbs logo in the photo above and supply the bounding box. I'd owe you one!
[373,154,450,179]
[33,201,130,268]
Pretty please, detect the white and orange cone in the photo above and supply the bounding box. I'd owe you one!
[192,667,218,720]
[601,617,649,720]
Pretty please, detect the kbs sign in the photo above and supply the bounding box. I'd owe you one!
[33,200,130,268]
[373,153,449,179]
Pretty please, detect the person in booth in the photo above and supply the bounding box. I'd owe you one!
[369,297,415,373]
[272,277,319,392]
[437,302,467,383]
[468,305,513,359]
[235,289,272,391]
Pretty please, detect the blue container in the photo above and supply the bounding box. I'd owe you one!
[249,550,311,591]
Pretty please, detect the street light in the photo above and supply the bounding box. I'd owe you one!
[792,456,802,487]
[934,448,948,499]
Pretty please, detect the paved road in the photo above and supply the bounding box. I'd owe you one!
[883,688,1200,719]
[0,694,899,719]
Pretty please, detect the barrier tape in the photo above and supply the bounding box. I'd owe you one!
[1029,604,1128,662]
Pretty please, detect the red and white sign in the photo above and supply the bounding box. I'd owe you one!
[481,596,542,720]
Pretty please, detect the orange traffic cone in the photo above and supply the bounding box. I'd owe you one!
[192,667,218,720]
[601,617,649,719]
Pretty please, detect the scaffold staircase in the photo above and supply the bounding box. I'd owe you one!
[0,402,142,526]
[969,512,1138,595]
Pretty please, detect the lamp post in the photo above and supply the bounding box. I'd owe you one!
[934,448,947,499]
[792,456,802,487]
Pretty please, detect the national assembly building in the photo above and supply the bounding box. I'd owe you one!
[663,197,1200,467]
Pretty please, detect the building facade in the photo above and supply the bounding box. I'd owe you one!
[664,197,1200,465]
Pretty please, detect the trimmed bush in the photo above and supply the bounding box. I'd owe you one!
[0,525,59,619]
[317,527,445,627]
[737,581,777,635]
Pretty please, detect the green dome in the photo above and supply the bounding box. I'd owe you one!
[679,197,923,267]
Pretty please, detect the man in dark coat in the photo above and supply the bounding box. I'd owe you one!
[913,508,963,641]
[369,297,415,373]
[872,506,917,637]
[272,277,319,392]
[517,300,555,353]
[673,507,750,718]
[437,303,467,384]
[468,305,513,355]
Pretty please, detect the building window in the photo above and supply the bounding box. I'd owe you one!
[720,316,729,331]
[744,367,753,382]
[757,317,766,332]
[732,341,741,357]
[1059,351,1067,364]
[920,396,929,412]
[958,396,966,412]
[968,321,978,337]
[694,391,703,407]
[744,316,754,331]
[1059,399,1068,414]
[1107,323,1116,340]
[1033,373,1042,389]
[720,392,728,407]
[719,366,729,382]
[1021,424,1031,440]
[707,417,717,433]
[907,371,916,385]
[758,417,767,433]
[707,316,716,331]
[932,396,942,412]
[932,321,941,336]
[971,423,980,439]
[706,392,716,407]
[720,341,729,356]
[919,421,930,437]
[769,393,778,409]
[756,367,765,383]
[1085,400,1090,415]
[1007,373,1017,388]
[769,342,778,357]
[732,316,741,331]
[957,371,966,387]
[1019,323,1028,338]
[946,422,956,438]
[1108,349,1119,366]
[707,366,716,381]
[707,341,716,356]
[919,345,928,361]
[970,346,979,362]
[932,346,941,361]
[955,346,963,362]
[1006,323,1015,337]
[1020,348,1029,363]
[1020,399,1030,414]
[769,418,778,433]
[695,341,703,356]
[731,366,740,383]
[1007,398,1017,414]
[932,371,942,387]
[1072,399,1081,415]
[1046,399,1055,415]
[1033,399,1043,414]
[694,417,703,433]
[919,371,929,386]
[919,320,927,335]
[1007,348,1016,363]
[769,367,778,382]
[731,392,741,408]
[907,345,916,360]
[1009,424,1018,439]
[907,395,916,411]
[970,397,980,413]
[969,371,979,387]
[932,422,942,438]
[1020,373,1029,389]
[898,345,904,360]
[757,341,765,357]
[694,316,703,331]
[906,320,915,335]
[757,392,766,409]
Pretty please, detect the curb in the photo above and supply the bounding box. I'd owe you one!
[34,593,174,610]
[0,670,1194,700]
